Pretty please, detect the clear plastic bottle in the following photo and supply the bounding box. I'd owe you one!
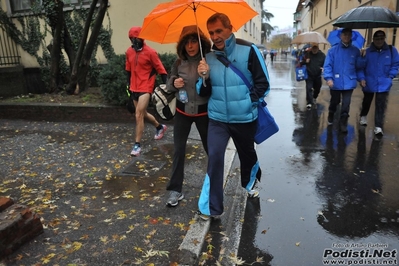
[179,89,188,103]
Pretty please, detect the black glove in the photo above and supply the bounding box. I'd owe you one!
[161,74,167,84]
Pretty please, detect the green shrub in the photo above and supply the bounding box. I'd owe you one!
[98,52,178,105]
[98,54,127,105]
[156,52,178,86]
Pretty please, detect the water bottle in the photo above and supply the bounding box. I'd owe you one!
[179,89,188,103]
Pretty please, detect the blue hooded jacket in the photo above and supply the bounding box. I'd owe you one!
[323,42,362,90]
[357,42,399,93]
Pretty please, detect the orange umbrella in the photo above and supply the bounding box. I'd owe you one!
[139,0,258,45]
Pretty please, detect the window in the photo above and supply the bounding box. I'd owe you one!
[326,0,328,15]
[10,0,41,13]
[64,0,92,8]
[314,9,317,24]
[9,0,92,14]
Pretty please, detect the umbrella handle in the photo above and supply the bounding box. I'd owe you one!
[193,10,206,87]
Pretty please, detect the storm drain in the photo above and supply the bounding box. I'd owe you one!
[119,157,166,177]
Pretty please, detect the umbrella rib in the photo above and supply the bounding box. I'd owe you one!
[172,2,204,58]
[195,3,242,31]
[149,2,207,43]
[157,4,193,43]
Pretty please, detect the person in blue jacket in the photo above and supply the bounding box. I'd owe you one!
[196,13,270,221]
[358,30,399,136]
[323,28,363,133]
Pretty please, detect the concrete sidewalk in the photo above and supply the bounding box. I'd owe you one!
[0,104,243,265]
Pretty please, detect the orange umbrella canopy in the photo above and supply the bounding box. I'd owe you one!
[139,0,258,44]
[291,31,329,45]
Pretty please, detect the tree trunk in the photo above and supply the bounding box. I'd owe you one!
[63,22,76,74]
[49,1,64,93]
[67,0,100,94]
[44,0,76,82]
[76,0,109,91]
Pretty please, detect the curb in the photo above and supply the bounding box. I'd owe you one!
[178,138,239,265]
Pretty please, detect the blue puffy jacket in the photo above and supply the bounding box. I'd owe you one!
[357,42,399,93]
[197,34,270,123]
[323,42,362,90]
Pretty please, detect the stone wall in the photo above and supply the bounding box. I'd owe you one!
[0,66,27,97]
[23,68,47,94]
[0,103,138,123]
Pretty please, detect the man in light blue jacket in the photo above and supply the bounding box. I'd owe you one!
[323,28,362,133]
[358,30,399,136]
[196,13,270,221]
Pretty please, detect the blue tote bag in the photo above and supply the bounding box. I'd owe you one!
[254,100,279,144]
[295,65,308,81]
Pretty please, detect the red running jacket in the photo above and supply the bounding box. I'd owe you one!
[125,27,167,94]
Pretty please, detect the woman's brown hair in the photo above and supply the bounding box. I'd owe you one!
[176,26,211,60]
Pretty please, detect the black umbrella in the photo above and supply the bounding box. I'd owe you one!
[333,6,399,29]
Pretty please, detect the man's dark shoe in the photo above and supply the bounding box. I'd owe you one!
[340,124,348,133]
[340,116,348,133]
[197,210,224,221]
[327,112,334,125]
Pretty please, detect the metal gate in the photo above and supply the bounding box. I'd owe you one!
[0,26,20,66]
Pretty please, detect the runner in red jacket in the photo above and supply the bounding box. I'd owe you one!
[126,26,168,156]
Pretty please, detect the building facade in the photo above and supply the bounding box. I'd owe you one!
[0,0,264,68]
[294,0,399,53]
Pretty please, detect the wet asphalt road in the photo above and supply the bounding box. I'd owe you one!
[238,55,399,265]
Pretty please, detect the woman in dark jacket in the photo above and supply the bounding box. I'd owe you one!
[165,25,211,207]
[301,43,326,108]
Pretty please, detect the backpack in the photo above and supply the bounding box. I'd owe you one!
[152,84,176,120]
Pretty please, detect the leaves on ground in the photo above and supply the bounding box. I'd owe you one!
[0,120,208,265]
